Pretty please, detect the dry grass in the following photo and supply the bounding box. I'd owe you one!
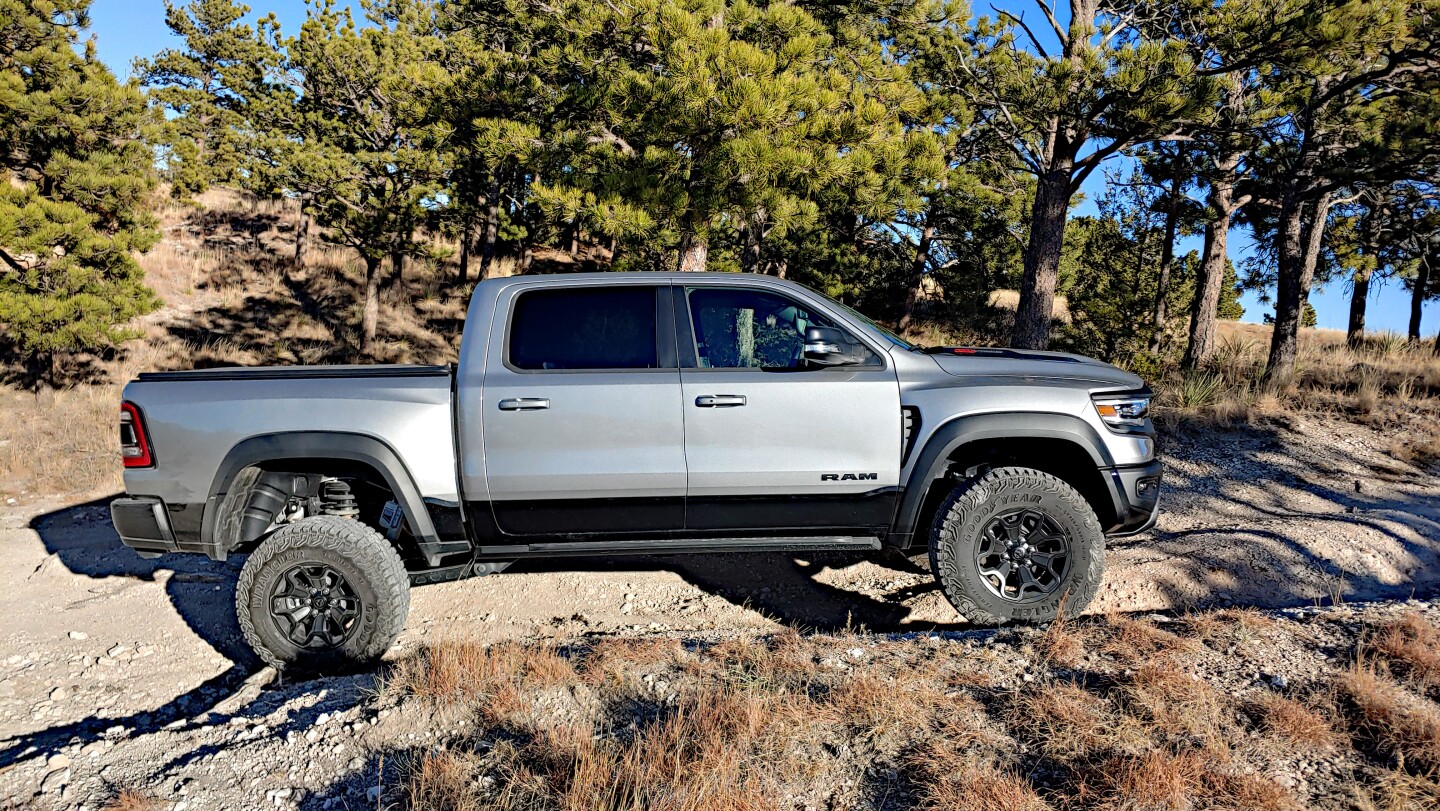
[382,610,1440,811]
[1371,613,1440,695]
[906,749,1052,811]
[1182,607,1279,646]
[1337,654,1440,772]
[98,790,158,811]
[1248,692,1340,749]
[1154,320,1440,431]
[1099,616,1198,662]
[0,188,482,499]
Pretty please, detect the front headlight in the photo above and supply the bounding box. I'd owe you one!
[1093,395,1151,429]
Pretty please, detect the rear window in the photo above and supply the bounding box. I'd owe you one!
[508,287,660,370]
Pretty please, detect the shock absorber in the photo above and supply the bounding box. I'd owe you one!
[319,478,360,519]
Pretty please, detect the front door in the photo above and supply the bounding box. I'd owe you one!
[676,284,903,534]
[481,282,686,536]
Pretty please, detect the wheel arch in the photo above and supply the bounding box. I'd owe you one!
[201,432,449,565]
[892,412,1121,548]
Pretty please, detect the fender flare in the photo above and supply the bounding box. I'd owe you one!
[892,411,1119,541]
[201,431,442,559]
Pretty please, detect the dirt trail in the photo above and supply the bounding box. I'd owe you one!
[1,411,1438,808]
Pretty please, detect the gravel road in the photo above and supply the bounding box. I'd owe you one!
[1,410,1437,808]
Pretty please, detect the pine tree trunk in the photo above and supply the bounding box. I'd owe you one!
[741,209,765,274]
[1347,268,1372,349]
[897,218,936,336]
[390,248,406,288]
[1013,164,1073,350]
[1410,258,1431,342]
[1148,155,1185,353]
[361,254,382,356]
[478,178,501,279]
[294,204,310,267]
[1267,192,1331,382]
[457,208,473,284]
[678,229,708,272]
[1182,164,1236,371]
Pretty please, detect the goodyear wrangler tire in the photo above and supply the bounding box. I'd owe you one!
[236,515,409,675]
[929,467,1104,625]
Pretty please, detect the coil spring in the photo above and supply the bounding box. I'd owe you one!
[319,479,360,519]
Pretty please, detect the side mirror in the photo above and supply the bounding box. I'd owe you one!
[804,326,857,366]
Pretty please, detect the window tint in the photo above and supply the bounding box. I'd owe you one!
[687,287,877,369]
[509,287,659,370]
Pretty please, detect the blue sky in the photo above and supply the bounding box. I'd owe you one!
[87,0,1437,337]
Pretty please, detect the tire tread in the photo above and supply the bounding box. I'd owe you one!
[235,515,409,672]
[929,466,1105,625]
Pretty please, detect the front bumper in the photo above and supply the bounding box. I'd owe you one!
[110,497,178,556]
[1103,459,1162,536]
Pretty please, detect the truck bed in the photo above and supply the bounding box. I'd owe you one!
[120,364,461,528]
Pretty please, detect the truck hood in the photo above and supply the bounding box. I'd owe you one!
[923,347,1144,390]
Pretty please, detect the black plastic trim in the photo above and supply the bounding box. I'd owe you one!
[685,488,899,534]
[492,496,685,536]
[137,364,450,382]
[475,535,881,559]
[111,497,177,552]
[1104,459,1164,535]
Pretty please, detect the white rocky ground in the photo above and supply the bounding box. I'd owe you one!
[1,411,1437,809]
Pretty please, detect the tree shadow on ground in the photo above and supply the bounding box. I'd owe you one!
[0,498,260,774]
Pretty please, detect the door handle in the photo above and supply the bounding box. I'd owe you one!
[498,397,550,411]
[695,394,747,408]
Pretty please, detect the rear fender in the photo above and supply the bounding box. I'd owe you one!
[203,432,461,566]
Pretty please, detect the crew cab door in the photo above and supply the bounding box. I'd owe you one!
[675,284,902,534]
[481,283,685,536]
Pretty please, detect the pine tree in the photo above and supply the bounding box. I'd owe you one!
[134,0,275,197]
[253,0,451,355]
[507,0,921,274]
[1249,0,1440,381]
[960,1,1220,350]
[0,0,161,385]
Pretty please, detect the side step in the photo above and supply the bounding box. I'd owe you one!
[475,535,882,559]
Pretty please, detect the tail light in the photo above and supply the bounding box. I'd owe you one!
[120,402,154,468]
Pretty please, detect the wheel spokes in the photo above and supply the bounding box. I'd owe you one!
[267,562,362,650]
[974,508,1075,604]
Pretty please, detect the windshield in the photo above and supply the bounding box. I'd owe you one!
[801,286,917,350]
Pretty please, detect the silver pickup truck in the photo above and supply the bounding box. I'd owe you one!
[112,272,1160,673]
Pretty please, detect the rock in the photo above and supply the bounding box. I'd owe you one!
[38,767,69,794]
[67,631,88,641]
[49,686,70,701]
[0,680,13,697]
[46,753,70,770]
[107,644,126,658]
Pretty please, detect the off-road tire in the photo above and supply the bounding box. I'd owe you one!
[929,466,1104,625]
[236,515,409,675]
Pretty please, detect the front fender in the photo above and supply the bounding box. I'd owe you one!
[891,412,1119,543]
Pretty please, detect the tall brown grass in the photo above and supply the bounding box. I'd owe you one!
[385,612,1360,811]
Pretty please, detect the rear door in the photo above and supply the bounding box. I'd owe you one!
[481,282,686,536]
[676,284,903,534]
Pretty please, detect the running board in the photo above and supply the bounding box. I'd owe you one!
[474,535,882,559]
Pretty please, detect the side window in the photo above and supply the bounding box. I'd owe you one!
[509,287,660,370]
[686,287,878,369]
